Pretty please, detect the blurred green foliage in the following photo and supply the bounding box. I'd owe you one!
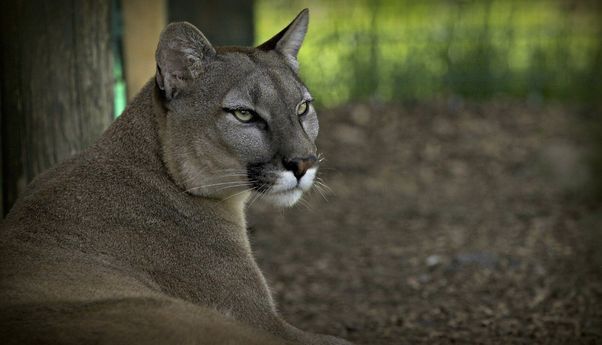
[255,0,601,107]
[113,58,127,117]
[112,0,127,117]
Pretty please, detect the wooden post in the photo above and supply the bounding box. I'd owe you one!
[168,0,255,47]
[0,0,114,215]
[122,0,167,100]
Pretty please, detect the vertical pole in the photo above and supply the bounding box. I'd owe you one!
[122,0,167,100]
[0,0,114,215]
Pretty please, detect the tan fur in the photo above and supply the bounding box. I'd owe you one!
[0,9,352,345]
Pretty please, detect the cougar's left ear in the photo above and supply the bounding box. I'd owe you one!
[155,22,216,100]
[257,8,309,71]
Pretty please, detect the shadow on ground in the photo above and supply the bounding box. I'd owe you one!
[248,101,602,345]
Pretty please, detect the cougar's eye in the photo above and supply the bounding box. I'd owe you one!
[297,101,309,116]
[232,109,254,123]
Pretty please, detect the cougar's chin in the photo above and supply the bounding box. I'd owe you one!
[264,188,304,207]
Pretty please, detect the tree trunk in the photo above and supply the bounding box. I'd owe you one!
[169,0,255,47]
[0,0,114,216]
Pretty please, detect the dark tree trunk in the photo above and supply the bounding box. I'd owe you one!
[169,0,255,47]
[0,0,114,216]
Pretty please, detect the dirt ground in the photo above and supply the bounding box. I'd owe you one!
[248,101,602,345]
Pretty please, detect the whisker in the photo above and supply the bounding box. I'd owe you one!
[212,183,253,193]
[247,187,265,209]
[297,195,313,211]
[315,180,330,190]
[179,169,249,187]
[313,183,329,202]
[257,186,271,205]
[219,188,253,203]
[317,153,327,163]
[180,169,248,185]
[190,180,248,188]
[183,181,249,194]
[315,179,334,194]
[251,182,274,208]
[198,174,249,182]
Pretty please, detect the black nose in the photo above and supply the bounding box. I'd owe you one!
[283,155,317,180]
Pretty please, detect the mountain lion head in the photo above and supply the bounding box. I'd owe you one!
[155,10,319,207]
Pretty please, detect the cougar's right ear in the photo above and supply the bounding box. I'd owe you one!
[155,22,216,100]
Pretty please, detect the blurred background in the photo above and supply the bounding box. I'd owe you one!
[1,0,601,344]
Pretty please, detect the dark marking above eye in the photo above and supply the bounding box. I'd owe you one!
[250,84,263,105]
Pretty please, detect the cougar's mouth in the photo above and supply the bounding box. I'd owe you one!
[246,163,317,207]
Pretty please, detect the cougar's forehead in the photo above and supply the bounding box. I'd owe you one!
[215,51,308,110]
[227,72,307,114]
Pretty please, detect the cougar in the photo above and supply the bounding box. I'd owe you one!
[0,9,353,345]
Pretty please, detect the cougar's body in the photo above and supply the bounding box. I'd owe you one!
[0,10,352,345]
[1,83,282,345]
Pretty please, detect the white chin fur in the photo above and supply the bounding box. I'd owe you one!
[264,189,303,207]
[298,167,316,191]
[264,167,317,207]
[270,171,298,193]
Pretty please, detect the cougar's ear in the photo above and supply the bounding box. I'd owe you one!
[155,22,216,100]
[257,8,309,71]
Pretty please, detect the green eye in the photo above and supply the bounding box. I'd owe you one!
[297,101,309,116]
[232,109,254,123]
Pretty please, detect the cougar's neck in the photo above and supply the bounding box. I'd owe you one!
[94,80,165,173]
[96,81,250,230]
[111,79,250,229]
[216,190,251,228]
[153,85,251,229]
